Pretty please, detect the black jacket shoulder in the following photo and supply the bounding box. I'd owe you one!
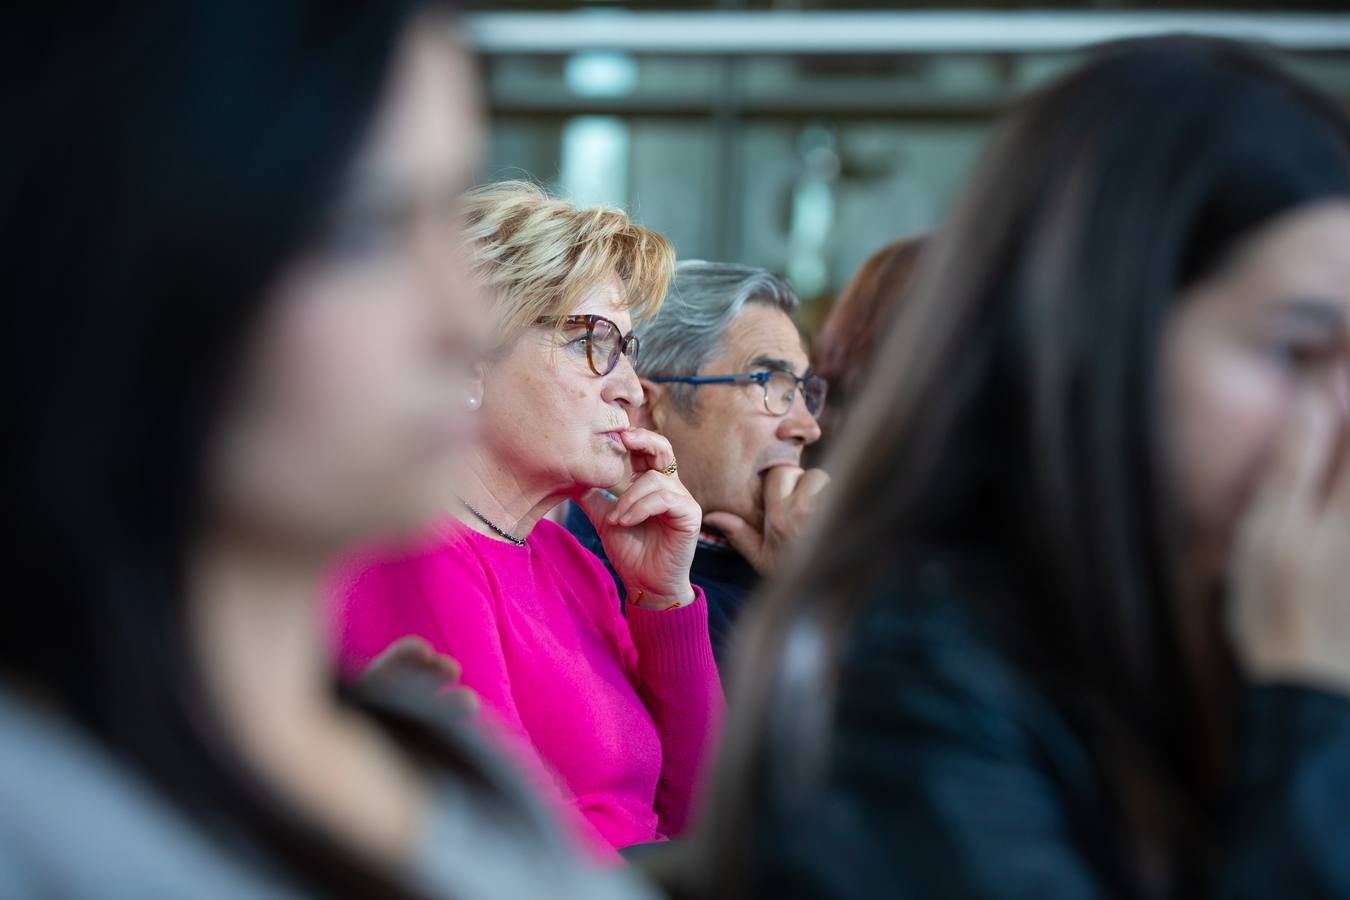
[756,563,1350,900]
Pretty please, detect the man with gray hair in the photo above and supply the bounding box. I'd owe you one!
[566,260,829,664]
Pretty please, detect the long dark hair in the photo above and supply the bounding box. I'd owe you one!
[1,5,517,897]
[697,36,1350,898]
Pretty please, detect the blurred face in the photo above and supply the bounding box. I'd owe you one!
[208,27,486,550]
[479,275,644,493]
[646,303,822,529]
[1163,200,1350,586]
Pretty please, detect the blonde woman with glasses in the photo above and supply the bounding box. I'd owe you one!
[333,182,723,860]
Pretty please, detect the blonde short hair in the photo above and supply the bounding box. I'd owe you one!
[463,181,676,341]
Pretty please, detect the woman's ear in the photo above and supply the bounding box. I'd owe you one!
[635,378,664,430]
[466,360,487,411]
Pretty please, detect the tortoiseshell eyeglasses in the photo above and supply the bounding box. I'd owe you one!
[536,314,640,377]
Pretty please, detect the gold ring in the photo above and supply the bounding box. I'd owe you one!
[662,461,678,477]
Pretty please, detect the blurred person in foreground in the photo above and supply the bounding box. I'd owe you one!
[566,262,829,665]
[334,183,724,857]
[809,235,926,467]
[687,36,1350,899]
[0,5,650,899]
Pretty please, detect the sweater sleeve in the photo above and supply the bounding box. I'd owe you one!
[624,591,726,838]
[338,550,619,862]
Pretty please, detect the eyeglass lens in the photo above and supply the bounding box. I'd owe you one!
[586,317,638,376]
[763,370,826,416]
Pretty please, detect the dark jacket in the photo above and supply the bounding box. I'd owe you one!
[564,503,758,669]
[754,561,1350,899]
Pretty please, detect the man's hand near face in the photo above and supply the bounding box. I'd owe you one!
[702,465,830,577]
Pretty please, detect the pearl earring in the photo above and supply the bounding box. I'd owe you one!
[466,395,479,410]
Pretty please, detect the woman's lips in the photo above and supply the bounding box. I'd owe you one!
[601,430,626,448]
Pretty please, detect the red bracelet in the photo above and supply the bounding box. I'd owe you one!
[629,589,685,612]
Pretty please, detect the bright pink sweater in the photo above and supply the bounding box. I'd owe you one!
[332,518,725,857]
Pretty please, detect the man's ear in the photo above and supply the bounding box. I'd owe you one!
[635,378,665,431]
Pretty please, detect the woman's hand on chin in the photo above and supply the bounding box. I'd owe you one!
[577,428,700,609]
[1228,392,1350,696]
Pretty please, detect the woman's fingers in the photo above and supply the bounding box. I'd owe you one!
[1254,392,1336,520]
[605,472,699,531]
[1234,392,1332,572]
[1233,393,1336,590]
[615,490,690,530]
[608,471,697,528]
[606,472,665,525]
[359,636,466,702]
[366,635,461,682]
[382,635,436,661]
[621,428,676,475]
[441,686,480,717]
[576,487,618,526]
[1325,409,1350,510]
[424,650,464,683]
[1228,390,1350,691]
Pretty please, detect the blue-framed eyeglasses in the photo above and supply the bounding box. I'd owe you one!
[649,370,828,417]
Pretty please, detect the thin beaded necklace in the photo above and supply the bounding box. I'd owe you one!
[456,496,523,545]
[458,497,527,546]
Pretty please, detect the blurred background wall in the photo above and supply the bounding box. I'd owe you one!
[465,2,1350,323]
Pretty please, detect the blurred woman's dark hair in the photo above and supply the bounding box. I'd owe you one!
[811,234,926,464]
[0,5,507,897]
[694,36,1350,898]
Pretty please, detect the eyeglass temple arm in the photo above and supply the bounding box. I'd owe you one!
[648,374,765,385]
